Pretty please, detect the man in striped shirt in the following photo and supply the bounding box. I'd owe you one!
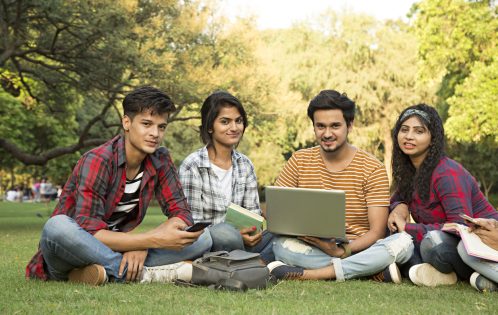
[26,86,212,285]
[269,90,414,283]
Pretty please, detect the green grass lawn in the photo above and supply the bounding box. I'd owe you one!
[0,202,496,314]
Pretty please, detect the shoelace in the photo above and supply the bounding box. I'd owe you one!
[371,272,384,282]
[145,265,179,282]
[283,271,303,280]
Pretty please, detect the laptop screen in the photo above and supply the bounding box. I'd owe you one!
[265,186,346,240]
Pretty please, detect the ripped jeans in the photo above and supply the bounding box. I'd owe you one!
[273,232,414,281]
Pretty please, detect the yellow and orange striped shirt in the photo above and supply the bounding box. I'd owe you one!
[275,146,390,239]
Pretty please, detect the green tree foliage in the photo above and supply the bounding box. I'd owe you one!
[0,1,271,162]
[413,0,498,193]
[413,0,497,115]
[2,0,495,194]
[0,0,139,165]
[446,59,498,143]
[258,14,430,181]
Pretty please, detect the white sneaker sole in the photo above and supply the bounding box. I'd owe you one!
[388,263,402,284]
[470,272,481,291]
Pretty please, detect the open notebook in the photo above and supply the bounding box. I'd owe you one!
[443,223,498,262]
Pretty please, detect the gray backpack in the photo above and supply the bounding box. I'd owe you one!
[190,250,271,291]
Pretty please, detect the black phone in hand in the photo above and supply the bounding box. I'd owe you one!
[185,222,210,232]
[459,213,482,227]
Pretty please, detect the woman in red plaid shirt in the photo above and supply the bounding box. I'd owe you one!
[388,104,498,288]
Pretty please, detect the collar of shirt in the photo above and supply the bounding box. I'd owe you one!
[197,146,242,169]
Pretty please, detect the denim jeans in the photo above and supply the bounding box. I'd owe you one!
[40,215,212,281]
[273,232,414,281]
[420,230,473,280]
[399,243,423,278]
[208,222,275,263]
[457,241,498,283]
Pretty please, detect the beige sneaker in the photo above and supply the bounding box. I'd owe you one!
[68,264,107,286]
[140,262,191,283]
[409,263,457,287]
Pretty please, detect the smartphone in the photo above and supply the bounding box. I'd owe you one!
[184,222,210,232]
[459,213,481,227]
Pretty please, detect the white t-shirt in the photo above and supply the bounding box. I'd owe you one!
[210,163,233,204]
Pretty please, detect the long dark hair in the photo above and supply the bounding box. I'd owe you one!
[391,104,445,202]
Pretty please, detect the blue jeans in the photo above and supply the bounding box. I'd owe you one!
[420,230,473,280]
[40,215,212,281]
[457,241,498,283]
[273,232,414,281]
[208,223,275,263]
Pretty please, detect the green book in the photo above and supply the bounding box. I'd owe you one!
[224,203,265,234]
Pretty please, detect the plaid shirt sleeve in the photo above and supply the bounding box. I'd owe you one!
[404,168,474,242]
[389,191,406,212]
[156,151,193,225]
[239,157,261,215]
[179,159,204,223]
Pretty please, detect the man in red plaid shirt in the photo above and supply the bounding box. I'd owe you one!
[26,86,212,285]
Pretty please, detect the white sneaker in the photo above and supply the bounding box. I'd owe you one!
[371,263,402,284]
[388,262,402,284]
[140,262,191,283]
[267,261,304,280]
[409,263,457,287]
[267,261,286,272]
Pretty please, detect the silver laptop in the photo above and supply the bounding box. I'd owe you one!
[265,186,346,241]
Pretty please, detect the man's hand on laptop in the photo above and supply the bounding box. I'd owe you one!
[240,226,262,247]
[298,236,345,257]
